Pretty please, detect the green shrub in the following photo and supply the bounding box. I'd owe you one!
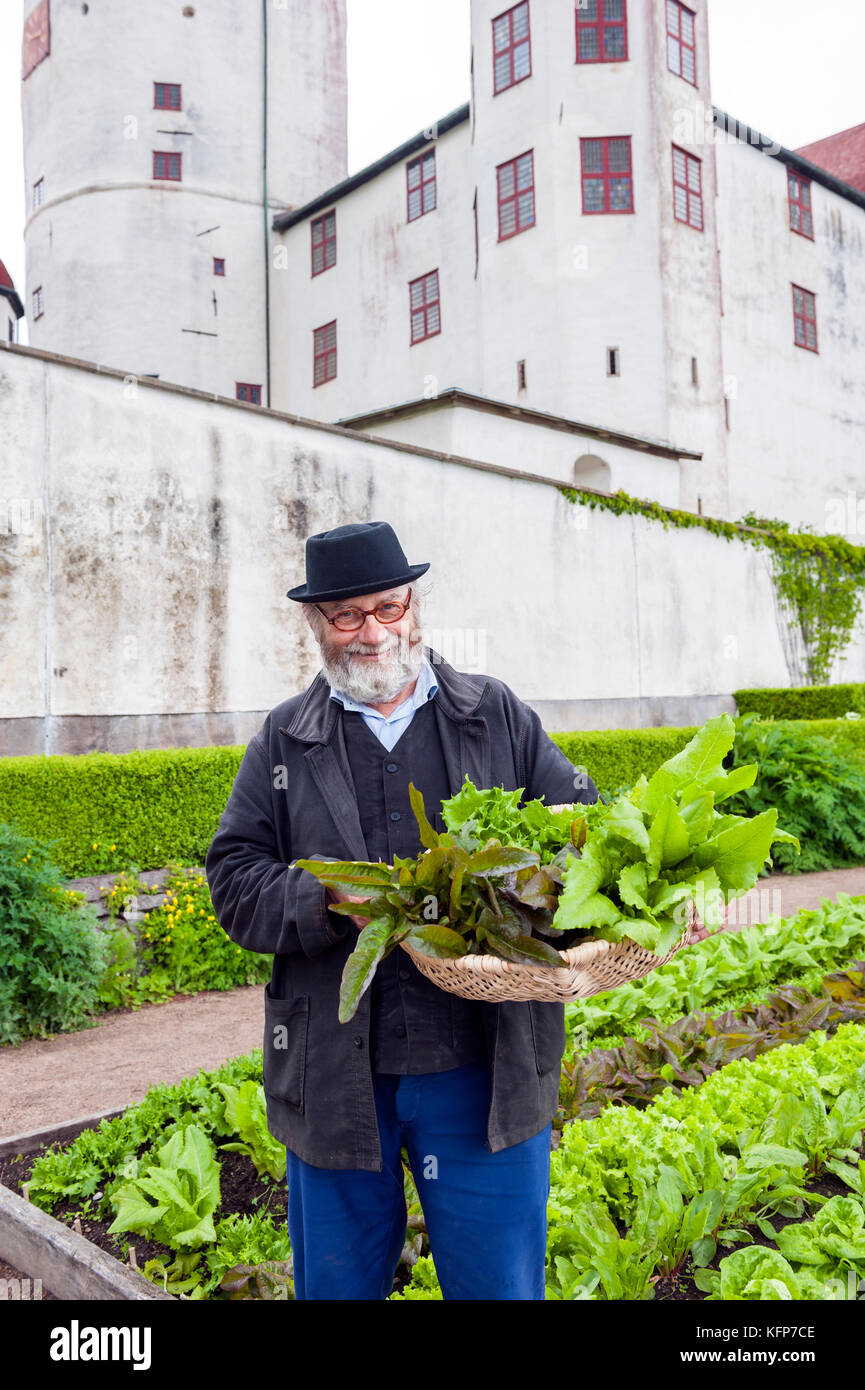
[2,714,865,878]
[0,824,109,1044]
[550,726,698,798]
[0,746,245,876]
[734,683,865,721]
[726,715,865,872]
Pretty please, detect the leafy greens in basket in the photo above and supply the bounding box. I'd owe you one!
[296,714,799,1022]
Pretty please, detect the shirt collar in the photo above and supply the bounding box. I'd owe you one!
[328,656,438,722]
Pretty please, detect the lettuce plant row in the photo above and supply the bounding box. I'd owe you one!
[563,893,865,1050]
[396,1022,865,1300]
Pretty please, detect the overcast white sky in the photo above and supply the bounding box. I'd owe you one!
[2,0,864,341]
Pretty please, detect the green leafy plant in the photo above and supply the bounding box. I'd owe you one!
[441,778,606,860]
[696,1245,812,1300]
[219,1261,294,1300]
[563,893,865,1051]
[558,963,865,1124]
[217,1081,287,1182]
[552,713,798,954]
[299,715,798,1020]
[297,784,578,1021]
[106,1124,222,1250]
[725,714,865,873]
[0,823,110,1044]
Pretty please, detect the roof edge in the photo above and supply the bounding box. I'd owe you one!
[712,107,865,212]
[272,102,471,233]
[338,387,702,462]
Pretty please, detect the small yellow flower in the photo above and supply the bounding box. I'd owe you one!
[92,842,99,850]
[110,844,116,852]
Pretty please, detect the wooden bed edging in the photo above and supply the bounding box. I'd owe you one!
[0,1181,175,1301]
[0,1108,127,1160]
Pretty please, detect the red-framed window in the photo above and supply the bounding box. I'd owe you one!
[576,0,628,63]
[154,82,182,110]
[153,151,182,181]
[313,320,337,385]
[32,286,44,320]
[666,1,696,85]
[788,170,814,239]
[497,150,535,239]
[672,145,703,230]
[407,149,436,221]
[236,383,262,404]
[580,136,633,213]
[311,210,336,276]
[792,285,818,353]
[492,2,531,94]
[409,271,441,344]
[213,258,225,276]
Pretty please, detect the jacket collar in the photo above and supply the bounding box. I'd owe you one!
[279,646,490,744]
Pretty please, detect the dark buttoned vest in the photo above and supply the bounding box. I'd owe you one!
[340,698,488,1074]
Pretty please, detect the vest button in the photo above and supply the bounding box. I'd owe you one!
[386,762,399,773]
[353,1036,363,1049]
[389,810,401,821]
[398,968,410,982]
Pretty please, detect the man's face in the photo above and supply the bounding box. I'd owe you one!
[308,586,424,703]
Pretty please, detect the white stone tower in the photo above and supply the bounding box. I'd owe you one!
[21,0,348,404]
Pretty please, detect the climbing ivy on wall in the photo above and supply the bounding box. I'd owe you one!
[560,486,865,686]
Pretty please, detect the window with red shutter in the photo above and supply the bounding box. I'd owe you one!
[672,145,703,230]
[407,150,437,222]
[409,272,441,344]
[313,321,338,384]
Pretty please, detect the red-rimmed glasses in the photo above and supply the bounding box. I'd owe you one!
[315,589,412,632]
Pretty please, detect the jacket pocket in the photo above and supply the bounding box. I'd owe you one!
[263,985,310,1111]
[528,1001,566,1077]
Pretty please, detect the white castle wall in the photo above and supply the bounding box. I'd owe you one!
[21,0,348,398]
[3,342,862,757]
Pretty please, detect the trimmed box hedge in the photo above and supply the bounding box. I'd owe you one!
[2,718,864,878]
[734,683,865,721]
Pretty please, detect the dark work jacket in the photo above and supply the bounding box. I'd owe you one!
[205,647,600,1171]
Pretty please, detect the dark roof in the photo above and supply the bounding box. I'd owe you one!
[339,387,702,462]
[0,260,24,319]
[794,121,865,197]
[272,103,470,232]
[713,108,865,212]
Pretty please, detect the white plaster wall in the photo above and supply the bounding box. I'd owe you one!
[270,119,476,420]
[4,345,861,745]
[716,136,865,532]
[350,401,682,501]
[21,0,348,396]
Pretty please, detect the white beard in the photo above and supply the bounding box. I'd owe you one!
[318,628,424,705]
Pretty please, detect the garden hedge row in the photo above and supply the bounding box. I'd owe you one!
[734,682,865,720]
[2,718,865,878]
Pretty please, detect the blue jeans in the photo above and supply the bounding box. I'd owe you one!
[285,1062,551,1300]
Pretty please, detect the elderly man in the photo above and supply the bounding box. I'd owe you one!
[206,520,604,1301]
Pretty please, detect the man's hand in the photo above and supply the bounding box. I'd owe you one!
[682,908,713,946]
[325,886,371,931]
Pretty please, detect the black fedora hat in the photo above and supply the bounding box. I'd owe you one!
[286,521,430,603]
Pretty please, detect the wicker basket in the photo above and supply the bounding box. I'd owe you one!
[398,802,694,1003]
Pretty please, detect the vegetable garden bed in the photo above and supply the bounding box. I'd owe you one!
[3,902,864,1302]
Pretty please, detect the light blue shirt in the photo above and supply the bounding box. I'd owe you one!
[328,657,439,752]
